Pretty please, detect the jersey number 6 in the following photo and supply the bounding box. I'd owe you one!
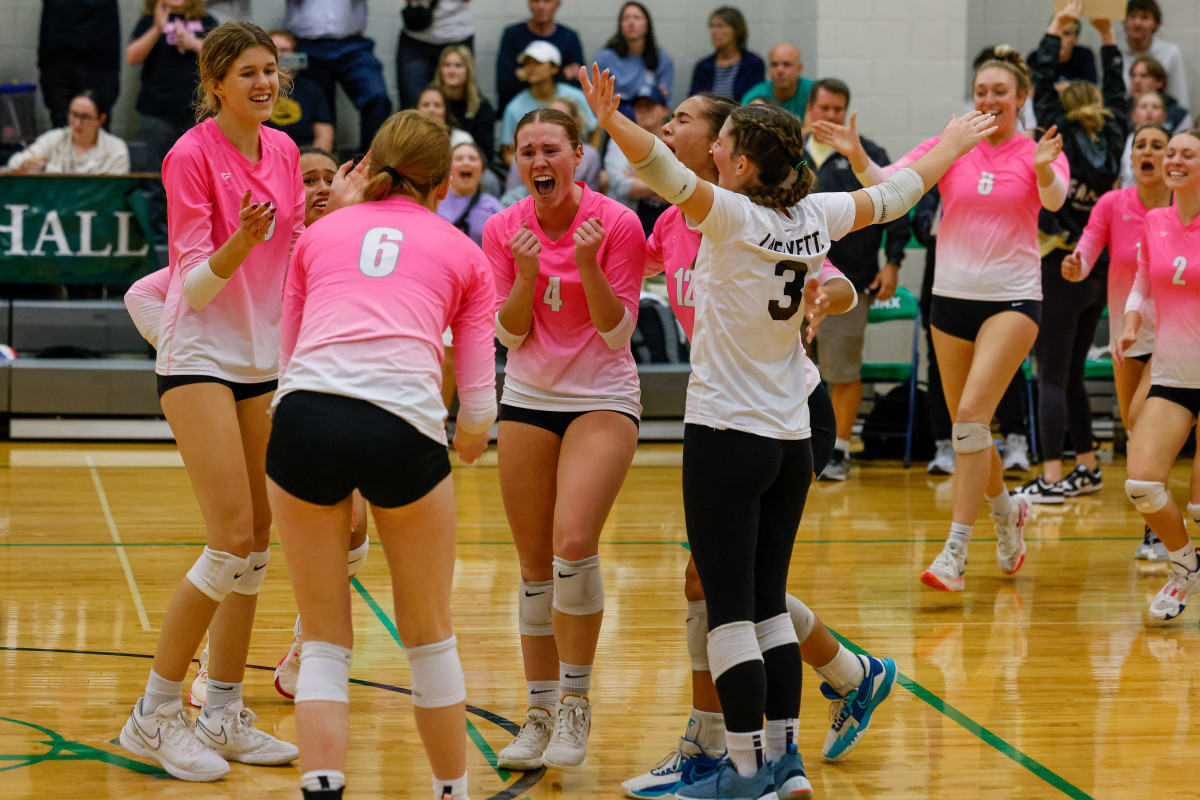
[768,260,804,321]
[359,227,404,277]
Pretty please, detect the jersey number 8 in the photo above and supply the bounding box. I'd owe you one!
[359,227,404,277]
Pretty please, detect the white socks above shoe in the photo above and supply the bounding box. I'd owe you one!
[1169,541,1198,572]
[302,770,345,793]
[684,708,726,756]
[814,647,866,698]
[724,729,765,778]
[433,771,469,800]
[204,679,241,715]
[142,669,182,713]
[949,523,973,547]
[559,662,591,698]
[527,680,558,712]
[834,438,851,457]
[987,491,1014,516]
[765,718,799,762]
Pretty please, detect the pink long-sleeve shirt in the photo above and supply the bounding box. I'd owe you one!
[484,184,646,413]
[277,195,496,444]
[1130,205,1200,388]
[887,135,1069,302]
[1074,186,1157,358]
[155,119,305,381]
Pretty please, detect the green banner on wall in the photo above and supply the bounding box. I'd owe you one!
[0,175,158,283]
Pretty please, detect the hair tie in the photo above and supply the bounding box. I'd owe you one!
[381,165,403,184]
[795,159,807,170]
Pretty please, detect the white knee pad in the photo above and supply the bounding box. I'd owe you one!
[1187,502,1200,524]
[686,600,710,672]
[1126,479,1170,514]
[785,594,815,643]
[347,537,369,578]
[518,579,554,636]
[407,636,467,709]
[952,422,992,454]
[706,620,762,681]
[186,547,250,602]
[295,640,353,704]
[755,613,799,654]
[552,555,604,616]
[233,549,270,595]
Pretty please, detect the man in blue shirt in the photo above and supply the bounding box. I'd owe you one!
[496,0,584,110]
[741,43,813,123]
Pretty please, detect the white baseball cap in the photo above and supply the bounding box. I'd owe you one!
[519,40,562,66]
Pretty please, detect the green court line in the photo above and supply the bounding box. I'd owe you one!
[351,577,402,648]
[466,717,511,782]
[830,632,1094,800]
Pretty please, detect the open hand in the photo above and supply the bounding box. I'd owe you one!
[812,111,862,158]
[237,191,276,244]
[940,111,998,156]
[1034,125,1063,168]
[803,277,830,342]
[579,64,620,131]
[328,152,371,213]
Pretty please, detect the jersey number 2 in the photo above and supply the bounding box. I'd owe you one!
[767,260,804,321]
[359,227,403,277]
[1173,256,1188,286]
[543,276,563,311]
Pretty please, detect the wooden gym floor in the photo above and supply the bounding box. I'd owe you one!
[0,441,1192,800]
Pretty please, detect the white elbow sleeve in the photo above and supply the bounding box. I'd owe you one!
[599,307,636,350]
[862,167,925,224]
[495,311,528,350]
[456,400,498,435]
[632,138,699,205]
[1125,290,1146,315]
[181,259,229,310]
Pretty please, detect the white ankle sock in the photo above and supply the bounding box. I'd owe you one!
[948,523,973,546]
[724,730,764,778]
[559,662,591,698]
[987,491,1014,516]
[834,438,851,456]
[765,718,799,762]
[1169,541,1198,571]
[204,680,242,715]
[302,770,345,792]
[684,708,726,755]
[142,669,182,713]
[527,680,558,711]
[432,771,469,800]
[814,647,865,697]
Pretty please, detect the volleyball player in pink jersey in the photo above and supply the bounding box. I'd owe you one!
[817,47,1070,592]
[267,110,495,800]
[118,22,301,781]
[1063,123,1173,560]
[622,93,896,800]
[1116,129,1200,622]
[582,63,993,799]
[484,108,646,773]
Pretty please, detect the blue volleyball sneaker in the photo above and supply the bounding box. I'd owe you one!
[772,746,812,799]
[674,758,774,800]
[620,737,722,798]
[820,655,897,761]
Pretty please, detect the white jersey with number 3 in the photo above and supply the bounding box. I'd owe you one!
[688,187,856,439]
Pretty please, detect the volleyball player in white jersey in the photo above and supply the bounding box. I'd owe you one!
[117,22,300,781]
[581,64,994,799]
[1116,129,1200,622]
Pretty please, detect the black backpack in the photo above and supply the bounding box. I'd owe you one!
[631,292,688,364]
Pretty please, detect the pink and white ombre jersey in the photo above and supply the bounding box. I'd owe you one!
[1133,205,1200,388]
[887,135,1069,302]
[277,195,496,445]
[646,204,849,398]
[484,184,646,417]
[1075,186,1156,358]
[156,119,305,381]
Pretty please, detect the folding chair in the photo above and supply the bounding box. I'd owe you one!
[861,286,921,467]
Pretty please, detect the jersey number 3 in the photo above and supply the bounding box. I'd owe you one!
[359,227,404,277]
[767,260,804,321]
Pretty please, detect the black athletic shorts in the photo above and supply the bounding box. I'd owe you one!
[1147,385,1200,417]
[931,296,1042,342]
[1129,352,1151,365]
[498,404,639,436]
[157,374,277,401]
[266,391,451,508]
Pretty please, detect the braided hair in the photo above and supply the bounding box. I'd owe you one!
[726,104,815,210]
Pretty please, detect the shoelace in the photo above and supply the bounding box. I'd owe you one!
[165,712,212,753]
[827,696,849,726]
[227,706,268,742]
[512,714,550,747]
[931,548,963,574]
[651,746,687,774]
[553,704,587,746]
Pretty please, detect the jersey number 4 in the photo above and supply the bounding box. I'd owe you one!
[767,260,804,321]
[359,227,404,277]
[543,276,563,311]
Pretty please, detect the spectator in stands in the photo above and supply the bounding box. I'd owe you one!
[416,85,475,148]
[285,0,391,155]
[689,7,764,100]
[434,45,497,168]
[5,90,129,175]
[496,0,584,112]
[437,141,502,247]
[803,79,910,482]
[741,43,812,122]
[594,2,674,120]
[127,0,217,237]
[1026,12,1096,87]
[502,95,601,205]
[603,86,669,234]
[499,41,595,166]
[38,0,121,129]
[1119,90,1167,185]
[397,0,474,111]
[1129,55,1191,132]
[1118,0,1188,109]
[265,30,334,152]
[206,0,249,23]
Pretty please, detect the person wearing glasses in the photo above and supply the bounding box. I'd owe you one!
[5,90,129,175]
